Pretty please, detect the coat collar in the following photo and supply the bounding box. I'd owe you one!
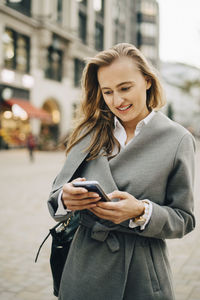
[52,132,92,191]
[52,111,163,191]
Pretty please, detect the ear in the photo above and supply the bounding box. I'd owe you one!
[146,79,151,90]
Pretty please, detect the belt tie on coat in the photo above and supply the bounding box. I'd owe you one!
[80,214,120,253]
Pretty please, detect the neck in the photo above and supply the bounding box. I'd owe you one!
[122,110,150,135]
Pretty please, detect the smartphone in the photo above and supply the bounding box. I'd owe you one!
[72,180,110,202]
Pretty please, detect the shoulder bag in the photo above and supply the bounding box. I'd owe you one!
[35,211,80,297]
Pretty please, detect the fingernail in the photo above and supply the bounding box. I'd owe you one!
[92,193,99,197]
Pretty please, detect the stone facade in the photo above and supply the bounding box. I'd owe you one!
[0,0,159,148]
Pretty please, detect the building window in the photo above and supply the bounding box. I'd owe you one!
[6,0,31,17]
[3,28,15,70]
[0,84,29,102]
[77,0,87,44]
[3,28,30,73]
[74,58,85,87]
[129,0,137,45]
[141,0,157,16]
[94,0,104,51]
[93,0,104,17]
[45,46,63,82]
[140,22,156,38]
[16,35,30,72]
[76,0,87,5]
[57,0,63,23]
[137,31,142,47]
[78,12,87,44]
[95,22,104,50]
[112,0,126,44]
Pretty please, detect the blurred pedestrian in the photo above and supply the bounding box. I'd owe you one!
[47,43,196,300]
[27,132,36,162]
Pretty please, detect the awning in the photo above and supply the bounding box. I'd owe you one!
[6,98,52,122]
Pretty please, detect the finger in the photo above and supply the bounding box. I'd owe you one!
[63,196,101,209]
[90,207,125,224]
[67,202,98,211]
[65,196,101,206]
[97,201,122,210]
[90,206,118,217]
[89,208,116,221]
[64,184,88,194]
[63,191,101,201]
[63,183,89,195]
[63,178,87,194]
[72,177,86,182]
[89,208,108,218]
[71,177,87,193]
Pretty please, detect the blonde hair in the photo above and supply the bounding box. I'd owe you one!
[66,43,166,160]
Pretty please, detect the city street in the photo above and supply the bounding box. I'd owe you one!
[0,141,200,300]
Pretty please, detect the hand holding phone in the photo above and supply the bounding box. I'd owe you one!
[72,180,110,202]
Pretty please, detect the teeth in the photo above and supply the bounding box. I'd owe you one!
[118,105,131,111]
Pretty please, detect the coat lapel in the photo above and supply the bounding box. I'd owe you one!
[109,111,162,167]
[52,133,92,191]
[91,154,119,193]
[52,111,164,192]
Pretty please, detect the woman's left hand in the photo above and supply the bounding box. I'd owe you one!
[89,190,145,224]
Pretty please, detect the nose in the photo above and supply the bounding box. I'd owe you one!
[113,92,123,107]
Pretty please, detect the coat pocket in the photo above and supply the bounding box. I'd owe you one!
[145,241,160,292]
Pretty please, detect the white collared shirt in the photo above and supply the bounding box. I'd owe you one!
[113,110,155,149]
[56,111,155,229]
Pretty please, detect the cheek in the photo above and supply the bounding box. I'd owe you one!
[103,96,112,108]
[135,87,147,103]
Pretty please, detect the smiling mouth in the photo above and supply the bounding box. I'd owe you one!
[117,104,132,111]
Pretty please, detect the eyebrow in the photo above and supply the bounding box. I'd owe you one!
[101,81,135,90]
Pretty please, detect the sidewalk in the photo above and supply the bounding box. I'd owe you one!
[167,139,200,300]
[0,150,62,300]
[0,142,199,300]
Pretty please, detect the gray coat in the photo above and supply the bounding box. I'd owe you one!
[48,112,196,300]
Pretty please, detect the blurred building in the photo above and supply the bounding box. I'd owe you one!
[136,0,159,67]
[0,0,159,150]
[161,61,200,136]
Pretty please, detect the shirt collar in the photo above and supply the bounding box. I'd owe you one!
[114,110,155,129]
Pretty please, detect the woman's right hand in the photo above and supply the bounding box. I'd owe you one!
[61,177,101,211]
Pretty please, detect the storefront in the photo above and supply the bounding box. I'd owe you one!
[0,85,52,149]
[41,98,60,145]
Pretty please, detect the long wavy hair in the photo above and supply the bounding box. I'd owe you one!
[66,43,166,160]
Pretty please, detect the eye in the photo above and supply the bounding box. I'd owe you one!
[121,86,130,91]
[103,90,113,95]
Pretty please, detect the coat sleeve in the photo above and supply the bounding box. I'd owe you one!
[133,133,196,239]
[47,185,71,222]
[47,163,71,222]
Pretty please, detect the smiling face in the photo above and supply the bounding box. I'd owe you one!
[97,56,151,131]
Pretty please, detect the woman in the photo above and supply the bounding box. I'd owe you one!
[48,43,195,300]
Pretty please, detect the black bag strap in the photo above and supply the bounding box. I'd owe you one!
[35,213,73,263]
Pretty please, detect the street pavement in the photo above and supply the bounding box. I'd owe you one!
[0,141,199,300]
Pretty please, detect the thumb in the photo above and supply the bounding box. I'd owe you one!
[107,190,127,200]
[72,177,86,183]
